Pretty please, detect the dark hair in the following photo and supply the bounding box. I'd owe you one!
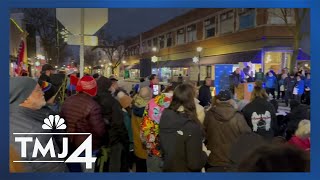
[140,77,145,83]
[205,77,211,80]
[270,99,278,111]
[169,83,200,125]
[238,144,310,172]
[149,74,157,81]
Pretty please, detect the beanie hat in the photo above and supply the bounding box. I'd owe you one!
[217,90,232,101]
[139,87,152,100]
[10,77,38,106]
[76,76,97,97]
[38,80,57,101]
[119,95,133,109]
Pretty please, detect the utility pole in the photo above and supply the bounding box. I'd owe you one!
[79,8,84,77]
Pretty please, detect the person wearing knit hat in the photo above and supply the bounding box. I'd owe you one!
[76,76,98,97]
[38,80,58,105]
[10,77,68,172]
[60,76,106,168]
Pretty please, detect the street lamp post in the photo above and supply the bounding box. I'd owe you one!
[196,47,203,86]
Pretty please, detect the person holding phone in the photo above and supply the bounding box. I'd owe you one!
[149,74,160,97]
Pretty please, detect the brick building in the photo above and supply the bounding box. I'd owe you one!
[123,8,309,83]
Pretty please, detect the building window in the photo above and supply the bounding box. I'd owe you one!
[204,17,216,38]
[159,35,165,49]
[147,40,152,52]
[177,28,185,45]
[142,41,146,53]
[220,10,234,34]
[268,8,295,24]
[153,38,158,48]
[238,8,256,30]
[166,33,172,47]
[187,24,197,42]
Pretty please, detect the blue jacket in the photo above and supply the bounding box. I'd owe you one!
[265,75,277,89]
[305,78,311,89]
[296,80,305,95]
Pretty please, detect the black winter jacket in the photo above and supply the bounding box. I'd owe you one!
[159,109,207,172]
[242,97,278,139]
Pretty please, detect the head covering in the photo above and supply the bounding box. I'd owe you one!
[217,90,232,101]
[133,87,152,107]
[109,75,118,81]
[76,76,97,97]
[10,77,38,106]
[38,80,57,101]
[42,64,55,72]
[93,73,100,79]
[119,95,133,109]
[96,76,113,95]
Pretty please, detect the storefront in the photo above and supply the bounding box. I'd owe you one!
[262,48,310,74]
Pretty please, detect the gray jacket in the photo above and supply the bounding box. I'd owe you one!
[10,106,68,172]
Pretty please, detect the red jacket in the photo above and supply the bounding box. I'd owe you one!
[60,93,106,150]
[288,136,310,151]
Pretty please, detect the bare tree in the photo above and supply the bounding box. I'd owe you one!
[270,8,309,74]
[21,8,67,65]
[94,31,129,74]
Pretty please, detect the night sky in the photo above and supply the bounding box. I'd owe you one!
[101,8,192,37]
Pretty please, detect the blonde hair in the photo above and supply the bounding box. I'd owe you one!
[251,80,268,101]
[295,120,311,139]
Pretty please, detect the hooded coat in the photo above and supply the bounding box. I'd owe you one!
[94,76,129,147]
[131,94,150,159]
[159,109,207,172]
[204,102,252,168]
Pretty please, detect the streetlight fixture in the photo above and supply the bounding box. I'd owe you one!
[101,64,104,67]
[195,46,203,86]
[152,47,157,52]
[108,63,112,66]
[55,66,58,69]
[122,60,127,64]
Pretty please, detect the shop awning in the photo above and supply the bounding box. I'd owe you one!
[151,61,171,68]
[125,63,140,70]
[199,50,262,65]
[297,49,310,61]
[164,58,194,67]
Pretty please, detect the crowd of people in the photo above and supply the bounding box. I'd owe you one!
[229,67,311,106]
[10,64,310,172]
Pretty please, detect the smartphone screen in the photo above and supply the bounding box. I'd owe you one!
[153,85,159,96]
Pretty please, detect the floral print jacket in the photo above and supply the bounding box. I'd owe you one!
[140,93,172,157]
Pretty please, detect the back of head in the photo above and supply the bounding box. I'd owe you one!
[139,86,152,101]
[238,144,310,172]
[96,76,112,95]
[169,83,198,123]
[76,76,97,97]
[251,80,268,101]
[295,120,310,139]
[270,99,278,111]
